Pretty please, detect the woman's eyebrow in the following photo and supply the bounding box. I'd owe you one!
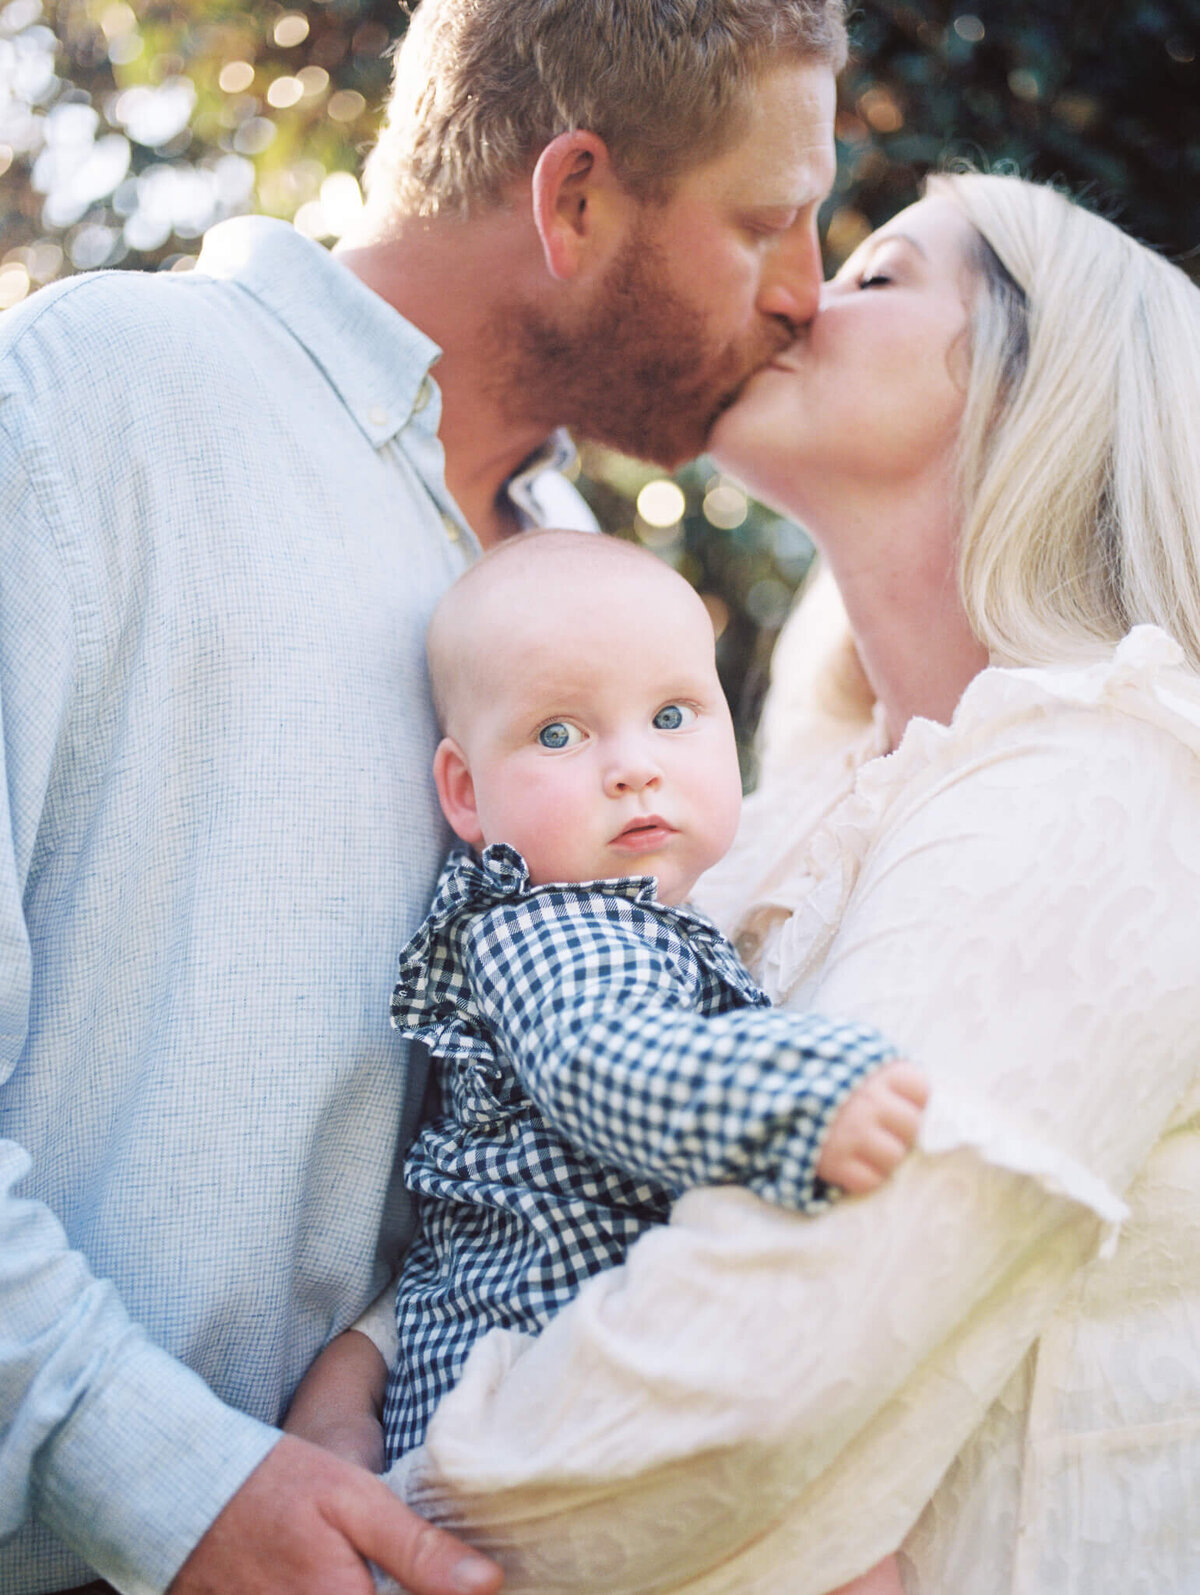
[873,231,929,261]
[835,229,927,285]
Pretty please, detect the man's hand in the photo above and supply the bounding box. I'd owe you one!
[816,1061,929,1195]
[168,1434,502,1595]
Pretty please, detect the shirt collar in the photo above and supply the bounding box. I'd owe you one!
[196,215,443,451]
[195,217,597,535]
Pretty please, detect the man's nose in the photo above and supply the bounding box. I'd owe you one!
[756,218,824,334]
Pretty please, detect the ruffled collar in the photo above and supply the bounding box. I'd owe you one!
[393,843,753,1050]
[428,842,664,920]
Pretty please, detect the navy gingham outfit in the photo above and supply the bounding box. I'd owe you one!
[382,843,897,1459]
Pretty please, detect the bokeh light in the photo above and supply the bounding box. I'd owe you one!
[636,480,686,529]
[218,61,255,95]
[702,479,749,531]
[274,14,310,49]
[0,260,31,308]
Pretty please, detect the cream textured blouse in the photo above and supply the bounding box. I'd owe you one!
[384,626,1200,1594]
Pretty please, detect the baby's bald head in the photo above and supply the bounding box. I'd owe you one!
[426,528,742,902]
[427,529,716,743]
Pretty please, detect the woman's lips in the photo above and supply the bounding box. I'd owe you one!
[610,817,676,853]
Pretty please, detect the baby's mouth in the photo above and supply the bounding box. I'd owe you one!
[611,816,676,851]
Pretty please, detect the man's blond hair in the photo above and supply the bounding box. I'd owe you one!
[364,0,847,225]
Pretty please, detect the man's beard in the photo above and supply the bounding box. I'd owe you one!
[496,226,791,468]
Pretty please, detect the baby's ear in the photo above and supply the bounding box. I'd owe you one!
[433,738,485,846]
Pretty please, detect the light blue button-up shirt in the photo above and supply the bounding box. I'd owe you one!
[0,217,589,1595]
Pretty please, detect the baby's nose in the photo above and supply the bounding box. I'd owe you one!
[603,750,662,797]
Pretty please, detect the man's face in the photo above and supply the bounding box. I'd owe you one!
[504,59,837,467]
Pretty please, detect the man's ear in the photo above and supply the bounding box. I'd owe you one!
[531,130,630,282]
[432,737,485,846]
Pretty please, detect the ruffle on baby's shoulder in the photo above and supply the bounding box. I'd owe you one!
[389,844,534,1055]
[392,844,665,1040]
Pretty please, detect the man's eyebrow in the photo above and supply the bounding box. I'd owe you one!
[746,202,804,220]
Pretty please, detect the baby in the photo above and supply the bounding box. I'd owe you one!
[292,529,924,1595]
[388,530,925,1447]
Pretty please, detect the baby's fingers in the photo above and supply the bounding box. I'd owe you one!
[829,1156,887,1196]
[876,1089,925,1150]
[828,1127,911,1194]
[877,1060,930,1109]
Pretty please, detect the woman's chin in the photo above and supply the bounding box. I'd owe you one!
[707,436,781,515]
[709,385,795,487]
[707,410,764,485]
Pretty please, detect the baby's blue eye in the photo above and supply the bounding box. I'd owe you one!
[538,721,582,749]
[653,704,696,731]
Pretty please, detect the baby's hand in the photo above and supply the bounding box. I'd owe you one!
[817,1061,928,1195]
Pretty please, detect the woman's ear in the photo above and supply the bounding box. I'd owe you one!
[432,737,485,846]
[531,130,631,282]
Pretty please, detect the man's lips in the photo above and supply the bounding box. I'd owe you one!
[610,816,677,853]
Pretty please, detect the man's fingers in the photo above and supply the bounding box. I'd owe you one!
[339,1474,503,1595]
[168,1436,502,1595]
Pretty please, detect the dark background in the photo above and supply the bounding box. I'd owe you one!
[2,0,1196,755]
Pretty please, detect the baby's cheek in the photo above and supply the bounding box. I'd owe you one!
[515,796,591,886]
[705,762,745,864]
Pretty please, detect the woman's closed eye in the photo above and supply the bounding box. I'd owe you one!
[652,703,698,731]
[537,720,585,749]
[858,271,892,289]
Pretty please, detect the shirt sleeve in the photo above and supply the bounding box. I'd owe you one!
[351,1277,401,1367]
[382,706,1200,1594]
[460,901,895,1213]
[0,395,279,1595]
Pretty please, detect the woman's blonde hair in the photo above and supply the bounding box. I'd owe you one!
[760,172,1200,761]
[364,0,847,224]
[933,171,1200,669]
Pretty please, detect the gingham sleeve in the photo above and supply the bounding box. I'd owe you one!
[460,896,896,1213]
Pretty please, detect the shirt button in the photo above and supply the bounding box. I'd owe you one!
[441,513,461,543]
[368,404,388,427]
[412,376,434,415]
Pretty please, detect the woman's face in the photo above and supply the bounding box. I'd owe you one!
[709,195,978,525]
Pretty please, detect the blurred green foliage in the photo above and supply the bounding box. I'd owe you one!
[1,0,1196,756]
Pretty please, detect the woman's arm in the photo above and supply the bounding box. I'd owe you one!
[381,703,1200,1594]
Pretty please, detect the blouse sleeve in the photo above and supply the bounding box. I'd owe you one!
[381,700,1200,1595]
